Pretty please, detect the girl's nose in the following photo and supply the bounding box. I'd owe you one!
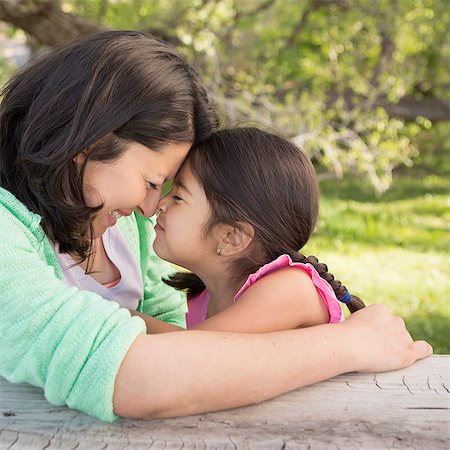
[157,195,168,213]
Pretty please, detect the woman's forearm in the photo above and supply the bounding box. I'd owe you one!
[113,304,432,419]
[114,326,348,419]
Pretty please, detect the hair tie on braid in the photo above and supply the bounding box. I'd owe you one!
[339,290,353,304]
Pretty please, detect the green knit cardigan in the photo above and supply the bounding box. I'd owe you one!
[0,187,186,421]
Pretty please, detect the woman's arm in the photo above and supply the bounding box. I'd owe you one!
[113,304,432,419]
[0,206,146,422]
[194,267,330,332]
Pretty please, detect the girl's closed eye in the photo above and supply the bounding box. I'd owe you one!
[148,182,159,190]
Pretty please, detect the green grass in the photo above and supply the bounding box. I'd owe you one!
[303,174,450,354]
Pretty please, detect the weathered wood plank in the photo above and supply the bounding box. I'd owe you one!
[0,355,449,449]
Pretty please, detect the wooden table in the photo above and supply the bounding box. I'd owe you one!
[0,355,448,449]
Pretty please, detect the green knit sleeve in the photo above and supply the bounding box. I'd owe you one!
[0,208,146,422]
[133,214,187,328]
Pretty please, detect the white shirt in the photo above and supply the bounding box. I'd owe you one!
[53,225,144,310]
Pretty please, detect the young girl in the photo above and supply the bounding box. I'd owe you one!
[153,127,365,332]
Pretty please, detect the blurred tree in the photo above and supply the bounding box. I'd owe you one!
[0,0,448,191]
[0,0,104,46]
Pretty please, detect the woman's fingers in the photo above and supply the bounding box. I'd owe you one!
[344,304,433,373]
[413,340,433,360]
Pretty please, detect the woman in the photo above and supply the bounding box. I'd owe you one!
[0,30,431,422]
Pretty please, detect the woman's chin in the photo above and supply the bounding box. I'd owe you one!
[91,221,108,239]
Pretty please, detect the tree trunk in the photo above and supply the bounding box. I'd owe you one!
[0,0,104,47]
[374,96,450,123]
[334,89,450,123]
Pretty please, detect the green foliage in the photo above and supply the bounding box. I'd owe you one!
[0,24,19,87]
[303,174,450,353]
[2,0,448,351]
[0,56,14,87]
[413,122,450,175]
[55,1,450,191]
[54,5,449,352]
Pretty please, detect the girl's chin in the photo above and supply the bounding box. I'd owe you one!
[153,242,171,263]
[152,241,162,257]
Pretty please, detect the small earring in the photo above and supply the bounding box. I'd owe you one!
[216,247,222,256]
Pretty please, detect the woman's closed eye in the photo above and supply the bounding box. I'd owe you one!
[148,182,159,190]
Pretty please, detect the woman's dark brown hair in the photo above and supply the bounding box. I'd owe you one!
[0,30,218,260]
[165,127,365,313]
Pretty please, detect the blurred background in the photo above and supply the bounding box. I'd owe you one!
[0,0,448,352]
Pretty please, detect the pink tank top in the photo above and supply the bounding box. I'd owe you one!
[186,254,344,328]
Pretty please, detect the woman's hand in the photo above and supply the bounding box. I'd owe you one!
[342,304,432,373]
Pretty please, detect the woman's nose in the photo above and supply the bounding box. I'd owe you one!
[138,192,160,218]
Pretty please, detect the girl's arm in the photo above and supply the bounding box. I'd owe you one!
[113,304,432,419]
[129,310,184,333]
[194,267,332,333]
[130,266,320,334]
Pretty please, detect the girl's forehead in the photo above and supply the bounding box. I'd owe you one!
[124,140,191,180]
[175,161,193,181]
[174,163,203,194]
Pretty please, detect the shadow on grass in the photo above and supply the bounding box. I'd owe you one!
[314,174,449,253]
[314,224,449,254]
[319,174,449,203]
[404,312,450,355]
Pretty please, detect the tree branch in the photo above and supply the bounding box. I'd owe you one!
[0,0,105,46]
[0,0,180,47]
[286,0,347,48]
[330,88,450,122]
[236,0,278,19]
[374,96,450,122]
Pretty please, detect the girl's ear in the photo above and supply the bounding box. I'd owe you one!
[214,222,255,257]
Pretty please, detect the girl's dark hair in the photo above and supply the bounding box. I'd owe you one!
[165,127,364,314]
[0,30,218,260]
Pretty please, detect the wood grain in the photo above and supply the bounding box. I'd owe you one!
[0,355,449,449]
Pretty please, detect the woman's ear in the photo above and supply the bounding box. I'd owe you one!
[73,150,89,165]
[214,222,255,257]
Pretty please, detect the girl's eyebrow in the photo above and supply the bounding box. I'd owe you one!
[173,179,192,196]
